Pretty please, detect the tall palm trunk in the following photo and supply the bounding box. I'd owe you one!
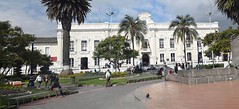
[183,33,187,69]
[132,37,135,66]
[61,18,73,74]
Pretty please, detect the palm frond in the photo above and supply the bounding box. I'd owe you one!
[118,14,148,49]
[41,0,91,24]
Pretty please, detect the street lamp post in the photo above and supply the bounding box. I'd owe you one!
[229,34,235,67]
[106,10,115,36]
[197,38,200,70]
[28,42,34,87]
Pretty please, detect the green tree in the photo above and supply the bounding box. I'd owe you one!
[0,21,36,76]
[169,15,198,68]
[41,0,91,74]
[215,0,239,25]
[0,21,53,77]
[203,27,239,58]
[118,15,147,66]
[8,28,35,77]
[23,49,53,75]
[0,21,13,75]
[93,35,138,72]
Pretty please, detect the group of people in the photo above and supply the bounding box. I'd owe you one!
[35,73,64,95]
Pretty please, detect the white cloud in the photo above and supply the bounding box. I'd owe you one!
[0,0,235,37]
[0,0,56,37]
[154,0,235,30]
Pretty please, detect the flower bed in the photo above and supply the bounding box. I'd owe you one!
[0,84,26,96]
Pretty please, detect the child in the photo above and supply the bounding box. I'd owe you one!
[44,75,49,88]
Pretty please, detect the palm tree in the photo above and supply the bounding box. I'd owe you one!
[118,15,147,66]
[215,0,239,25]
[41,0,91,74]
[169,15,198,69]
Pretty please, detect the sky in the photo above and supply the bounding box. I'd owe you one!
[0,0,236,37]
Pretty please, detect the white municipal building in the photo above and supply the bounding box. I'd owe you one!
[34,12,223,73]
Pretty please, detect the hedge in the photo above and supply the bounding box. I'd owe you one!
[127,76,161,83]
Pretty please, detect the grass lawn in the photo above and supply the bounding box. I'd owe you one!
[63,73,160,86]
[59,78,71,84]
[78,78,127,86]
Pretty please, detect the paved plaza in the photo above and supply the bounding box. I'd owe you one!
[141,81,239,109]
[19,79,239,109]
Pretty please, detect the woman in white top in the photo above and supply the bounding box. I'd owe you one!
[35,74,43,88]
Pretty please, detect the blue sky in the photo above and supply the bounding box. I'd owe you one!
[0,0,236,37]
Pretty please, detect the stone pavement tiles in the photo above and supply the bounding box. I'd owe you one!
[140,81,239,109]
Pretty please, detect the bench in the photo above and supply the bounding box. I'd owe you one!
[9,81,24,87]
[8,91,50,106]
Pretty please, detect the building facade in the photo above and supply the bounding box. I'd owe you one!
[33,37,58,65]
[53,12,219,72]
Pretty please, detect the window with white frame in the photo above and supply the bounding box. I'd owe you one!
[70,58,74,67]
[197,40,201,47]
[70,41,74,52]
[126,40,131,48]
[159,38,164,48]
[187,52,192,61]
[126,59,131,64]
[94,40,99,50]
[186,38,191,47]
[45,47,50,56]
[170,38,175,48]
[171,53,175,62]
[143,39,149,48]
[94,57,99,66]
[160,54,164,62]
[81,40,87,51]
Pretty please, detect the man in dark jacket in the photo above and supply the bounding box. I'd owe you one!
[50,77,64,96]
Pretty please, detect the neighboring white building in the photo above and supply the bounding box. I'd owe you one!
[20,37,59,75]
[32,37,58,67]
[53,12,220,73]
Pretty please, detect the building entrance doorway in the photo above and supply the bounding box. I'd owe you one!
[81,57,88,69]
[142,54,150,66]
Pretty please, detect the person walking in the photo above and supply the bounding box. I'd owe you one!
[35,74,43,88]
[131,66,135,74]
[174,63,178,74]
[163,63,168,81]
[49,73,56,86]
[105,69,111,87]
[50,77,64,96]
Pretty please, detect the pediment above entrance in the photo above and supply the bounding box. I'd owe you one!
[138,12,154,24]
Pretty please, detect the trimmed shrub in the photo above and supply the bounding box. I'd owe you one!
[127,76,161,83]
[196,64,224,69]
[111,72,128,78]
